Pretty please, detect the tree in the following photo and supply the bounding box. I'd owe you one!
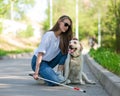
[43,0,110,40]
[103,0,120,53]
[0,0,35,20]
[112,0,120,53]
[0,0,10,18]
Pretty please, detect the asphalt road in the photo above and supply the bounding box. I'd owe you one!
[0,55,109,96]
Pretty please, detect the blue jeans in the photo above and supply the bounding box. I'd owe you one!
[31,51,67,86]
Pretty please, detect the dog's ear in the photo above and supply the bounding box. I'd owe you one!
[80,43,83,51]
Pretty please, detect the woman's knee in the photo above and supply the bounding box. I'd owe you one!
[40,66,60,82]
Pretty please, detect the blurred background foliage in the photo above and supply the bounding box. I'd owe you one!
[0,0,120,54]
[43,0,120,53]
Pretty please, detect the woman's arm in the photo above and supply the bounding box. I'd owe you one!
[33,52,44,80]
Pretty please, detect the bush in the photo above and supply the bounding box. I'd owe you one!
[89,47,120,76]
[0,49,7,56]
[0,49,33,56]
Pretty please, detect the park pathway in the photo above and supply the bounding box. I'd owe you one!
[0,53,109,96]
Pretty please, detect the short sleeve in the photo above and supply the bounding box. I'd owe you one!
[37,32,51,54]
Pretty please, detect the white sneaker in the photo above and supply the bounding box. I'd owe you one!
[56,71,65,82]
[62,79,71,84]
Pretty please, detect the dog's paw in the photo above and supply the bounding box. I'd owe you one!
[80,80,85,85]
[87,80,96,85]
[91,81,96,85]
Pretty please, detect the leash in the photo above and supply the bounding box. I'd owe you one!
[29,73,86,93]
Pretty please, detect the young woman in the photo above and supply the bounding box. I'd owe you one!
[31,15,73,86]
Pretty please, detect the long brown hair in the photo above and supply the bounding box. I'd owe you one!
[50,15,73,54]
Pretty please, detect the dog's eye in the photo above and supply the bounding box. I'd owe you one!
[74,41,77,44]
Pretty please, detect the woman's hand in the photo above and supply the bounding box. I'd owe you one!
[33,73,39,80]
[34,52,43,80]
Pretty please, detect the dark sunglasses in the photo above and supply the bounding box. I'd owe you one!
[63,22,70,27]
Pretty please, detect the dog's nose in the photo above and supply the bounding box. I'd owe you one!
[69,45,73,49]
[69,44,72,47]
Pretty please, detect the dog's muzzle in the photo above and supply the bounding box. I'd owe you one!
[68,45,77,53]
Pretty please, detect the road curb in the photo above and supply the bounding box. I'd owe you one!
[84,54,120,96]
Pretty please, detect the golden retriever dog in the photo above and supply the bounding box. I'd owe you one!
[64,38,96,85]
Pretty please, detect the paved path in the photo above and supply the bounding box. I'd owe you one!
[0,55,109,96]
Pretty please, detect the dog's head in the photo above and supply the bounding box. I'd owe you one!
[68,38,83,57]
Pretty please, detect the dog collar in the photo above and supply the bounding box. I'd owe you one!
[71,55,80,58]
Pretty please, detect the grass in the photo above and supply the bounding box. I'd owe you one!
[0,48,33,56]
[89,47,120,76]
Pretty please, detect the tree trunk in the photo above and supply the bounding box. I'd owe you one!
[114,0,120,53]
[116,24,120,53]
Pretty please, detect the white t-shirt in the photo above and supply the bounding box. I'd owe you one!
[34,31,60,61]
